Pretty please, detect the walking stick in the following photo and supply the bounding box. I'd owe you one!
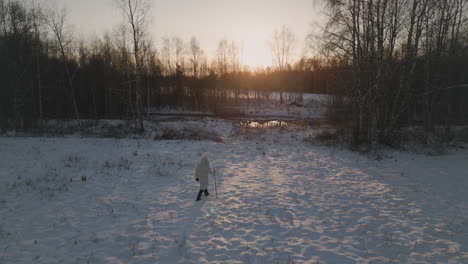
[213,164,218,199]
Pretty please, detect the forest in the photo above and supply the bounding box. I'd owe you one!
[1,0,467,148]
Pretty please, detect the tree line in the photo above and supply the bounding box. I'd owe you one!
[1,0,467,147]
[0,0,330,132]
[318,0,468,148]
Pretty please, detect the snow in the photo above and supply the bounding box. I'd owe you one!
[148,106,213,116]
[148,93,329,120]
[1,119,467,263]
[234,93,328,119]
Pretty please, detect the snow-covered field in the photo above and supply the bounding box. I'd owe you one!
[1,119,467,264]
[149,93,329,120]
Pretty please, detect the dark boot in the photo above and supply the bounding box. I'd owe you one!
[204,189,210,196]
[196,190,204,201]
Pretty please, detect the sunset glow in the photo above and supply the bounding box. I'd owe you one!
[240,30,273,68]
[60,0,318,68]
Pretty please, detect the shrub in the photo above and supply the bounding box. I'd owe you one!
[304,128,349,146]
[155,125,222,142]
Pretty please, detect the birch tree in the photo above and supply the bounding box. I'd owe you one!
[45,6,80,122]
[320,0,467,147]
[114,0,151,132]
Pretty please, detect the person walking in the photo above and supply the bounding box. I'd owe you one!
[195,156,213,201]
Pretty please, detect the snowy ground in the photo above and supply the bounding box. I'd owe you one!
[1,119,467,264]
[234,93,327,119]
[149,93,328,120]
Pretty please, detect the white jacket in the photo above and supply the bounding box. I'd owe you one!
[196,156,213,190]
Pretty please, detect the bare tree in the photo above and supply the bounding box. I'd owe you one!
[31,0,43,121]
[141,40,158,119]
[113,23,136,118]
[228,41,241,102]
[161,37,173,76]
[173,37,185,103]
[270,25,296,103]
[319,0,468,147]
[189,36,204,78]
[270,25,296,71]
[160,37,186,77]
[114,0,151,132]
[173,37,185,71]
[215,39,230,78]
[199,56,209,78]
[44,5,80,122]
[228,41,241,74]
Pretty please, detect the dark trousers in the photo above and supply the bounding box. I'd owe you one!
[196,189,209,200]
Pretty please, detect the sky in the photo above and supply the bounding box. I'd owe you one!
[58,0,324,68]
